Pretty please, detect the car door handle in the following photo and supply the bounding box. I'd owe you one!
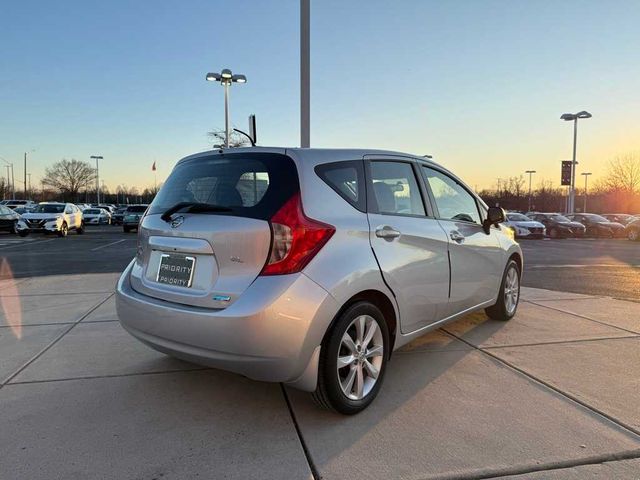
[375,225,401,240]
[450,231,465,243]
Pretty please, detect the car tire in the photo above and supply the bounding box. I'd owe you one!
[123,226,130,233]
[485,259,521,322]
[629,228,639,241]
[18,231,28,237]
[76,222,84,235]
[548,227,558,239]
[57,222,68,238]
[313,301,389,415]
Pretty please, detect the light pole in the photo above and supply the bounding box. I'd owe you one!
[300,0,310,147]
[560,111,592,214]
[0,157,15,199]
[525,170,536,212]
[205,69,247,148]
[90,155,103,204]
[581,172,592,213]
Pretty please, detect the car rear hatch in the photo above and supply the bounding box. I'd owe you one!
[129,151,300,309]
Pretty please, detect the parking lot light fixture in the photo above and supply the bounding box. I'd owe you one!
[205,69,247,148]
[560,110,592,214]
[581,172,592,212]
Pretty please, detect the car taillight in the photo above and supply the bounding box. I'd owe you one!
[261,192,335,276]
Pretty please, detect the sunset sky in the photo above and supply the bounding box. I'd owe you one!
[1,0,639,193]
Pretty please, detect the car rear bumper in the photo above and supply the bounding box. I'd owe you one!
[115,261,340,390]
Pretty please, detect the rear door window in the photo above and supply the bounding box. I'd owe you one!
[148,153,298,220]
[369,161,426,216]
[315,160,365,212]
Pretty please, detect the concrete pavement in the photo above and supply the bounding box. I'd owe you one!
[1,274,639,479]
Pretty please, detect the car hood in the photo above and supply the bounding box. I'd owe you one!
[596,221,624,229]
[557,221,585,229]
[510,220,544,228]
[21,213,63,220]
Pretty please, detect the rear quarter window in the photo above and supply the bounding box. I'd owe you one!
[315,160,366,212]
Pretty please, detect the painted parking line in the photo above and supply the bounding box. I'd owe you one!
[91,239,127,251]
[528,264,640,268]
[0,238,56,250]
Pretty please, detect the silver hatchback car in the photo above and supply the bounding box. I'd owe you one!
[116,147,522,414]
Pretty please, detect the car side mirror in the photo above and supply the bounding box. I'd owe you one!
[483,207,505,234]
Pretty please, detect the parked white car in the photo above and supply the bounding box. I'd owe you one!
[504,212,546,239]
[16,202,84,237]
[82,208,112,225]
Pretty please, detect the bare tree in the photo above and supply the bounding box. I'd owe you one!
[602,152,640,193]
[41,159,96,201]
[207,129,250,148]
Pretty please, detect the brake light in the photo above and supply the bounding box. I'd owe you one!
[261,192,335,275]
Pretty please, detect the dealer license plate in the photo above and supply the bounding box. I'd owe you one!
[156,254,195,288]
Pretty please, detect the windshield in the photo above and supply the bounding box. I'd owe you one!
[148,153,298,220]
[551,215,571,222]
[586,214,609,222]
[33,204,65,213]
[126,206,147,213]
[507,213,530,222]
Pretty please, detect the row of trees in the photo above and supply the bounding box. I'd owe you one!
[480,153,640,213]
[1,159,160,205]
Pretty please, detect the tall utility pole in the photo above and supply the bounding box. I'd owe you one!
[300,0,310,148]
[581,172,592,213]
[90,155,103,204]
[24,152,27,199]
[27,173,31,198]
[525,170,536,212]
[560,111,591,214]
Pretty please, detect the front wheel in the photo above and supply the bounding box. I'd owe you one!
[485,259,521,321]
[18,230,28,237]
[313,302,389,415]
[57,222,68,238]
[76,222,85,235]
[123,226,130,233]
[629,228,639,241]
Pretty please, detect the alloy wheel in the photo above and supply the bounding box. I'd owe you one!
[337,314,384,400]
[504,266,520,315]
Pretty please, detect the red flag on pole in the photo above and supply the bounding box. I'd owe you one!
[152,161,156,171]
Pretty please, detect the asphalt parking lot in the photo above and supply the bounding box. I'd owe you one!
[0,230,638,479]
[520,238,640,301]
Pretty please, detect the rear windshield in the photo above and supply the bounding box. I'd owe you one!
[84,209,101,214]
[126,206,147,213]
[148,152,299,220]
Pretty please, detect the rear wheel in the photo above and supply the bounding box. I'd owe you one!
[629,228,639,241]
[485,259,520,321]
[313,302,389,415]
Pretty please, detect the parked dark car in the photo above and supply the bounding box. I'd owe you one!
[602,213,635,226]
[122,205,148,232]
[0,205,20,233]
[112,207,126,225]
[527,213,586,238]
[567,214,626,238]
[625,217,640,241]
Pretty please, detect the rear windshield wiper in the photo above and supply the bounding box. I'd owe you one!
[161,202,232,222]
